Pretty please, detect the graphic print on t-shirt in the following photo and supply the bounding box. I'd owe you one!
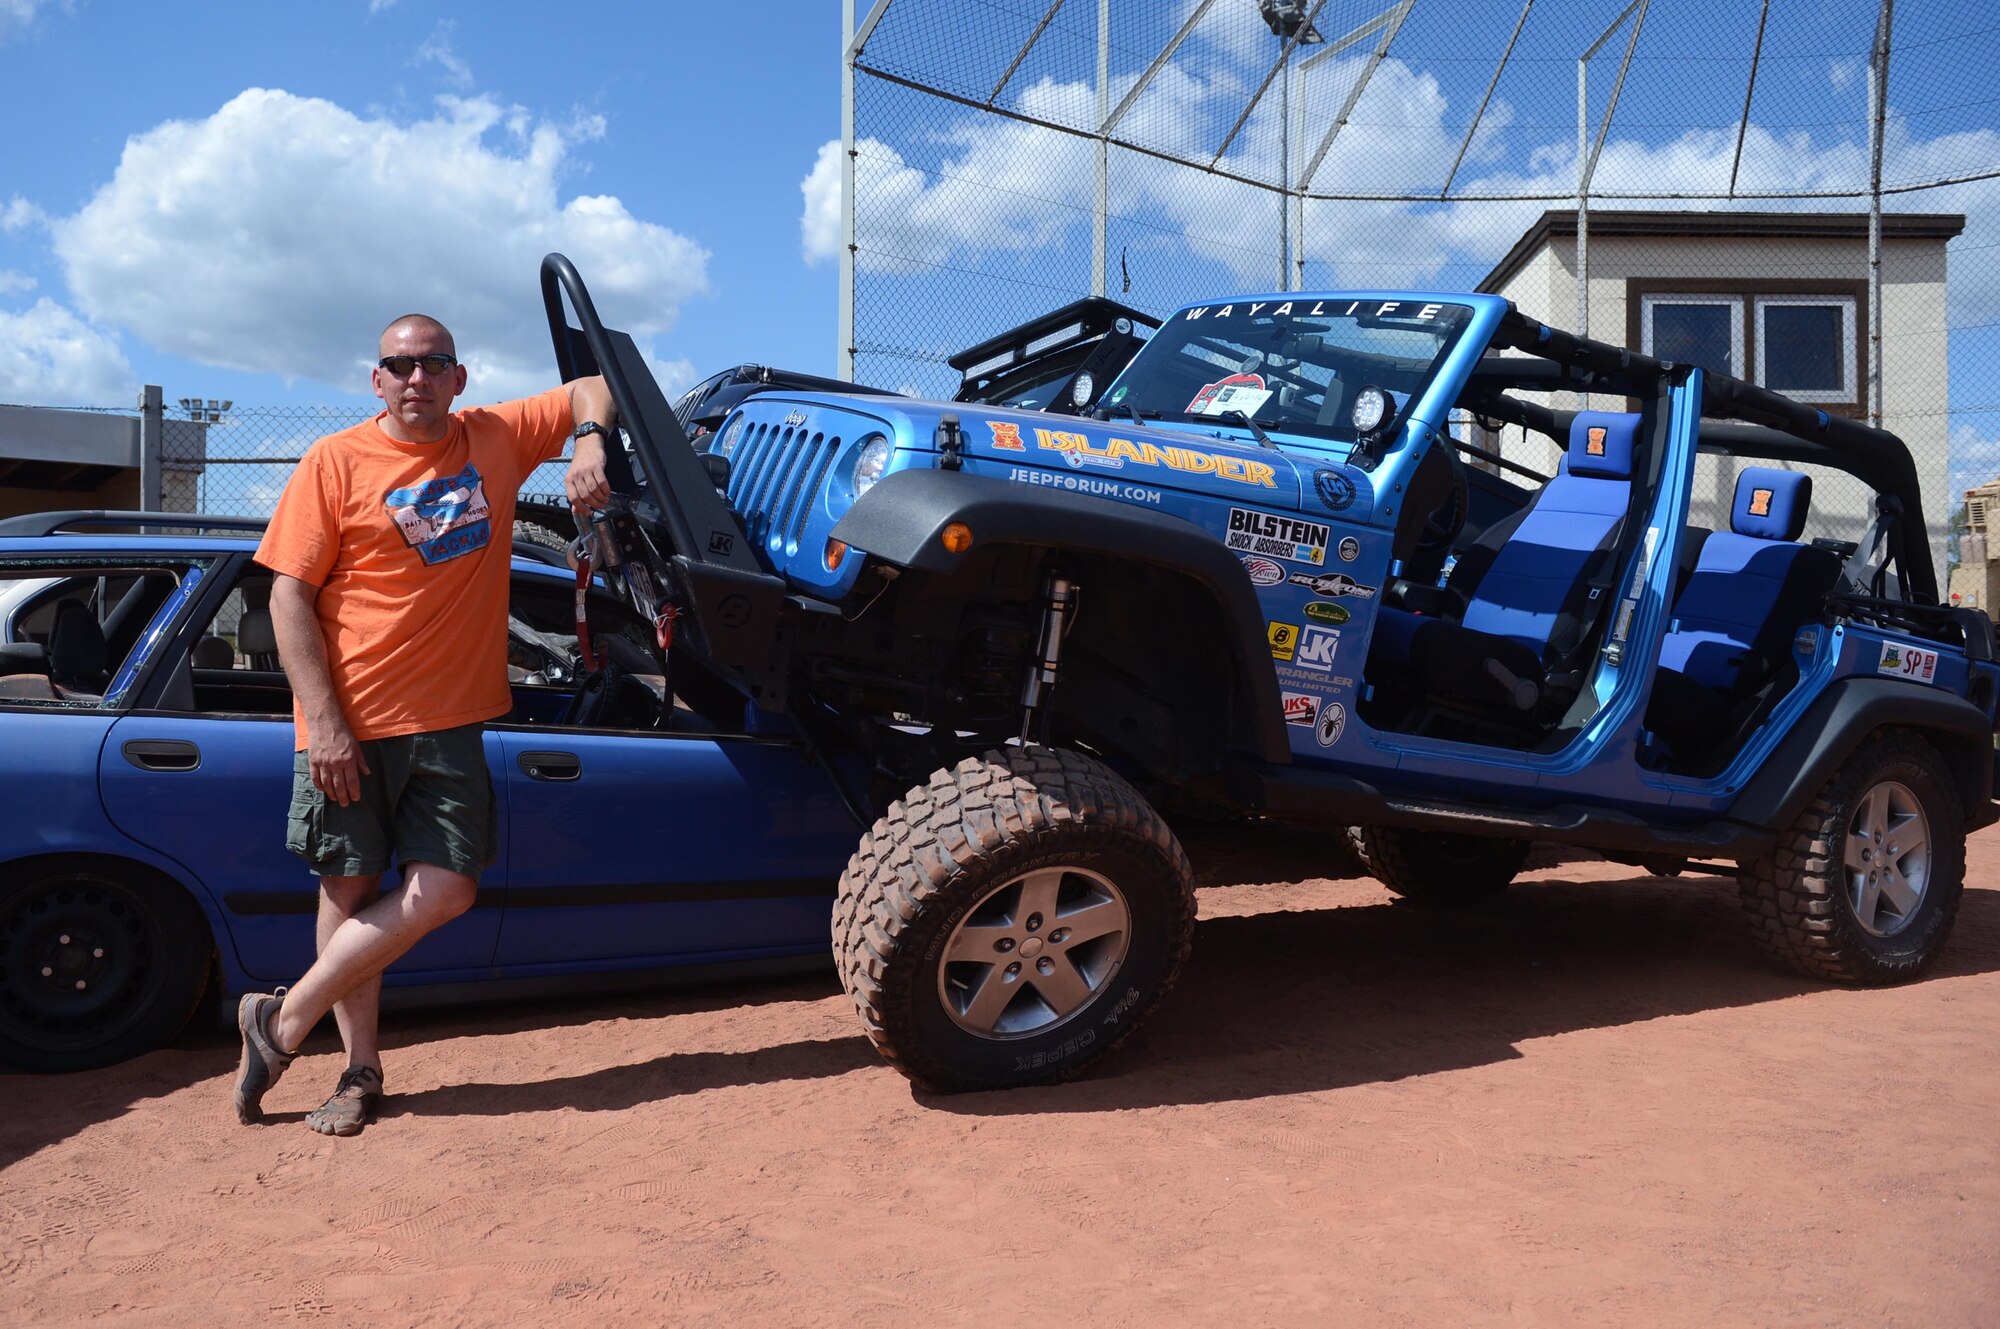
[385,464,492,565]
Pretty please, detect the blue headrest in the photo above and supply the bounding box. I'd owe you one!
[1732,467,1811,541]
[1567,412,1638,480]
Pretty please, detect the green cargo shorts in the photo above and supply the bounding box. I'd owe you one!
[285,723,497,882]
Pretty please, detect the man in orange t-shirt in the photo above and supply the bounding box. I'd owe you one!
[233,313,614,1135]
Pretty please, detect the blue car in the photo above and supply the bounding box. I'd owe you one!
[0,513,860,1071]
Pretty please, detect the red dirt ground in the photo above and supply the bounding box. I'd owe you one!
[4,824,1997,1327]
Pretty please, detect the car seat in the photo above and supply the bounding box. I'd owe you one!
[237,609,281,672]
[48,601,111,693]
[191,635,236,669]
[1644,466,1842,768]
[1368,410,1639,716]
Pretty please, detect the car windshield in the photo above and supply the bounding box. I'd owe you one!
[1104,298,1474,443]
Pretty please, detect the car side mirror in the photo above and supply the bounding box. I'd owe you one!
[702,453,731,490]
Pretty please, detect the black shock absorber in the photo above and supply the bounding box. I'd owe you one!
[1020,574,1078,744]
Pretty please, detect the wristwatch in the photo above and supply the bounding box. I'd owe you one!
[571,420,609,443]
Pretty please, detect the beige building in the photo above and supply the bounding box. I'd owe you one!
[1948,478,2000,610]
[1477,210,1964,576]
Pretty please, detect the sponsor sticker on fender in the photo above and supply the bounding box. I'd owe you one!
[1241,556,1286,586]
[1877,640,1939,683]
[1315,701,1346,747]
[1287,572,1376,599]
[1228,508,1329,566]
[1268,621,1299,662]
[1282,691,1320,727]
[1303,601,1350,625]
[1295,625,1340,672]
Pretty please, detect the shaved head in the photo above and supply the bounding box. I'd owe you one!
[379,314,455,357]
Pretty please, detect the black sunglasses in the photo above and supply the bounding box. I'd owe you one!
[378,353,459,377]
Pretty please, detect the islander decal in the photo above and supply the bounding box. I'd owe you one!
[386,465,491,565]
[1033,427,1278,487]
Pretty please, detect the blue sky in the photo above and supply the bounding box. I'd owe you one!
[3,0,1997,514]
[0,0,846,409]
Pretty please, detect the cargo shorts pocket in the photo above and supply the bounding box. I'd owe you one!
[284,752,324,860]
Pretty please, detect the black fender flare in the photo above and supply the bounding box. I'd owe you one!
[1728,675,1997,833]
[832,469,1289,764]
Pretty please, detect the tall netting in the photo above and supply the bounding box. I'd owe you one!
[846,0,2000,591]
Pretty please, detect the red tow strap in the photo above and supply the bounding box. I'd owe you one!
[572,545,603,671]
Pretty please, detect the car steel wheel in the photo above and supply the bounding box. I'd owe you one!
[1845,779,1931,938]
[935,865,1131,1039]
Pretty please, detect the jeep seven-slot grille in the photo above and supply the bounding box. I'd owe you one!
[726,422,841,550]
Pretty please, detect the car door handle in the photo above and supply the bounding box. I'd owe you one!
[122,739,201,772]
[518,750,581,782]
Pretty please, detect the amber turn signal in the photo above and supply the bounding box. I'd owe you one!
[941,522,973,554]
[824,538,849,570]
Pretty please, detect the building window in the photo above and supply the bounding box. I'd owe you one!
[1641,294,1744,380]
[1755,295,1856,403]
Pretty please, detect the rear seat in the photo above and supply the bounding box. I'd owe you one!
[1645,467,1842,763]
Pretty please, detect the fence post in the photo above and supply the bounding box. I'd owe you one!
[138,385,163,512]
[1094,0,1109,299]
[839,0,858,381]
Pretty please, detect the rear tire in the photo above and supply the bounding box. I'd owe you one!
[1347,825,1528,905]
[834,746,1195,1092]
[1737,731,1964,985]
[0,864,211,1072]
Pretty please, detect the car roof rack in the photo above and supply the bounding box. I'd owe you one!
[0,510,271,538]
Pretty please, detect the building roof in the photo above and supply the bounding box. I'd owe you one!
[1478,209,1969,294]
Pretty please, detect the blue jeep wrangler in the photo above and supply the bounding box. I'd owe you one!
[544,256,1998,1092]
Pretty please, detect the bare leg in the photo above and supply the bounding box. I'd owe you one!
[316,875,383,1070]
[272,861,477,1055]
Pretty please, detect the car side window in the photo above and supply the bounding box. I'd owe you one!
[0,562,197,709]
[176,573,291,716]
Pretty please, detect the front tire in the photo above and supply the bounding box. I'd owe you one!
[1737,730,1965,984]
[0,864,212,1072]
[1347,825,1528,905]
[834,746,1195,1092]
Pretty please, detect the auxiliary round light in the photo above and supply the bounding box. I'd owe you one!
[1070,372,1095,408]
[1351,385,1391,434]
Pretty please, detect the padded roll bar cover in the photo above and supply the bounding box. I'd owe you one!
[831,468,1289,764]
[1733,466,1812,542]
[1727,676,1997,833]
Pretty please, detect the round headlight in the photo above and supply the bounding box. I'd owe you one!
[719,414,747,457]
[1351,385,1391,434]
[851,434,891,496]
[1070,372,1095,408]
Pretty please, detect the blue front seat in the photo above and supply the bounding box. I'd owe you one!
[1371,410,1638,714]
[1645,466,1842,760]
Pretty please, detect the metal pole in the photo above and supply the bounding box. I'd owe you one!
[139,385,163,511]
[839,0,858,379]
[1279,61,1290,291]
[1868,0,1893,430]
[1727,0,1771,197]
[1576,56,1589,338]
[1293,64,1307,290]
[1442,0,1534,200]
[1094,0,1109,298]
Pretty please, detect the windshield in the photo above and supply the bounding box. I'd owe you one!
[1104,298,1474,443]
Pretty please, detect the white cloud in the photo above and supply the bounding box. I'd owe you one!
[0,0,46,42]
[0,270,34,294]
[51,88,709,402]
[416,19,472,89]
[1950,422,2000,499]
[0,298,135,405]
[801,139,842,264]
[2,195,47,231]
[368,0,397,12]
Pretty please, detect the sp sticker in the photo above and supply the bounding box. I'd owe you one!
[1313,469,1356,511]
[1877,640,1939,683]
[1268,621,1299,662]
[1315,701,1345,747]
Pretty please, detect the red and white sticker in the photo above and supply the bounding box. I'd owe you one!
[1187,373,1266,415]
[1877,640,1939,683]
[1282,691,1320,727]
[1241,556,1286,586]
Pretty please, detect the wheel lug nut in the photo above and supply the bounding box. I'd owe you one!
[59,934,71,946]
[1036,957,1055,976]
[1050,928,1068,944]
[1025,912,1043,933]
[994,937,1015,952]
[74,980,86,991]
[1004,961,1021,978]
[92,948,104,959]
[41,966,53,978]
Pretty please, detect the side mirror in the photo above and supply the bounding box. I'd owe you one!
[701,453,731,490]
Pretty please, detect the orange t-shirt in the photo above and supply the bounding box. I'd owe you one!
[255,388,573,749]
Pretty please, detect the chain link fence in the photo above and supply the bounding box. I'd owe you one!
[842,0,2000,594]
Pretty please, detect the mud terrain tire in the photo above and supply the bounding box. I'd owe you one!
[1346,825,1527,905]
[1737,730,1965,985]
[834,746,1195,1092]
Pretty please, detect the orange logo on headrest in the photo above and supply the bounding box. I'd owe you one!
[1749,488,1773,517]
[1586,427,1607,456]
